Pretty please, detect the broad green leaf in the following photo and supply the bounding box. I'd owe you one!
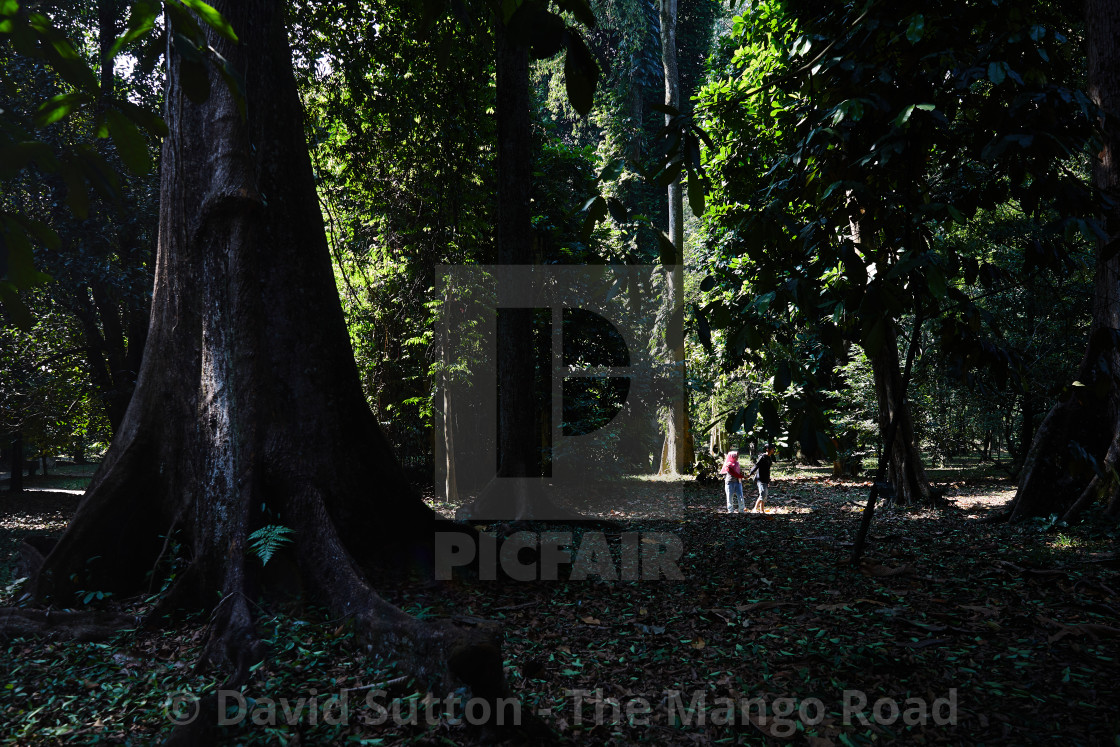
[555,0,596,29]
[598,159,624,182]
[0,141,59,177]
[905,14,924,43]
[925,266,947,299]
[657,230,678,265]
[105,108,151,174]
[863,317,886,357]
[759,400,780,436]
[563,30,599,117]
[7,215,60,252]
[743,399,760,433]
[181,0,239,43]
[725,407,741,434]
[76,146,121,201]
[774,361,791,393]
[650,103,680,117]
[693,303,712,352]
[1,220,51,288]
[687,174,705,217]
[35,92,90,126]
[988,61,1006,85]
[179,57,212,103]
[107,0,158,60]
[112,98,168,138]
[580,195,607,240]
[215,53,247,119]
[657,159,683,188]
[164,1,204,42]
[606,197,628,223]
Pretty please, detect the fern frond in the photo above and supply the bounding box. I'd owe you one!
[248,524,294,565]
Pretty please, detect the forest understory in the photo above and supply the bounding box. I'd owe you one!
[1,466,1118,746]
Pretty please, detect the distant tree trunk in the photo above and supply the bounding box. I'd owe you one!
[8,433,23,493]
[849,207,932,503]
[709,395,724,457]
[456,19,585,521]
[29,0,500,705]
[98,0,118,96]
[441,373,459,503]
[495,19,536,479]
[65,0,151,434]
[657,0,695,475]
[1011,0,1120,522]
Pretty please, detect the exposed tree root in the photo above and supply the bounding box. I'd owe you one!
[1010,377,1120,522]
[0,607,139,642]
[1061,426,1120,522]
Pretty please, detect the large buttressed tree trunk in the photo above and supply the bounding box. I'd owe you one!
[29,0,500,698]
[1011,0,1120,522]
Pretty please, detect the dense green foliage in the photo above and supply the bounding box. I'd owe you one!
[0,0,1109,501]
[691,0,1097,468]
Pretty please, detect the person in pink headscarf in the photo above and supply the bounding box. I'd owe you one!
[719,450,746,513]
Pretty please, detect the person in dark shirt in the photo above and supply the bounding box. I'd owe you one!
[748,443,776,513]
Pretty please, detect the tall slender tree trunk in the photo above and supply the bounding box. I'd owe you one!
[8,433,23,493]
[1012,0,1120,521]
[455,18,587,521]
[441,363,459,504]
[495,19,535,479]
[849,211,932,504]
[657,0,695,475]
[863,322,932,505]
[27,0,501,706]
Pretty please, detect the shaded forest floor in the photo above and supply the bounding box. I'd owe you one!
[1,465,1119,745]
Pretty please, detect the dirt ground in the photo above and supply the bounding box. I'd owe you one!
[1,466,1118,745]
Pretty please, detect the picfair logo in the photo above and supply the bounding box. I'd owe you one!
[436,266,684,521]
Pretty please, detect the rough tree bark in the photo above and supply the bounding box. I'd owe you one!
[863,320,932,505]
[1010,0,1120,522]
[657,0,695,475]
[25,0,502,713]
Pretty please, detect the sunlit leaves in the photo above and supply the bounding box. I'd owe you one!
[504,1,600,117]
[179,0,237,42]
[35,93,92,127]
[106,0,158,60]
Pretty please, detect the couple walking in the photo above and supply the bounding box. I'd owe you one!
[720,445,774,514]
